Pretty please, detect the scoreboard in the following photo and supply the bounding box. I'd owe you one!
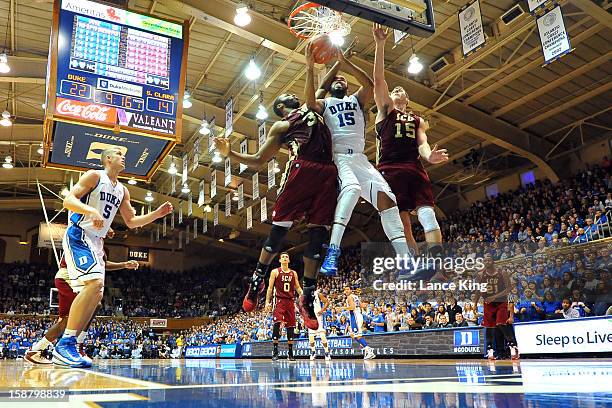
[43,0,188,180]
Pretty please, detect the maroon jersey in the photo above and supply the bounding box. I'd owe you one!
[375,109,422,165]
[282,107,333,163]
[479,268,508,302]
[274,267,297,300]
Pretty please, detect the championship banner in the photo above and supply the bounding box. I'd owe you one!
[536,5,572,65]
[252,173,259,200]
[37,222,68,249]
[225,192,231,218]
[267,160,275,190]
[170,210,175,230]
[202,218,208,234]
[178,200,183,223]
[239,139,248,173]
[208,133,215,153]
[246,206,252,230]
[210,171,217,198]
[192,138,200,172]
[213,203,219,226]
[128,248,149,261]
[224,157,231,187]
[150,319,167,328]
[458,0,486,57]
[186,225,190,245]
[515,316,612,354]
[182,155,188,185]
[162,216,167,237]
[258,122,266,150]
[156,225,160,242]
[527,0,554,14]
[225,98,233,137]
[237,184,244,210]
[193,218,198,239]
[187,193,193,216]
[198,180,205,207]
[170,173,176,194]
[260,197,267,222]
[178,230,183,249]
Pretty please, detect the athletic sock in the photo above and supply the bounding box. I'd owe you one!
[31,337,52,352]
[77,332,87,344]
[62,329,77,339]
[357,337,367,348]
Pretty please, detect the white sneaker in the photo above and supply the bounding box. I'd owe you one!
[310,353,316,361]
[364,347,376,360]
[325,354,331,361]
[24,350,52,365]
[510,346,520,360]
[486,349,496,361]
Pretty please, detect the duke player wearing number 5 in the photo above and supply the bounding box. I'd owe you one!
[53,147,172,368]
[305,41,412,277]
[372,24,448,260]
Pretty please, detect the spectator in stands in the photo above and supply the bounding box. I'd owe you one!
[423,315,438,329]
[438,315,452,328]
[371,308,385,333]
[462,303,478,326]
[434,305,449,325]
[453,313,468,327]
[556,298,580,319]
[541,291,562,320]
[515,289,543,322]
[446,297,462,325]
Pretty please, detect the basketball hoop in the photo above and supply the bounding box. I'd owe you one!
[288,2,351,39]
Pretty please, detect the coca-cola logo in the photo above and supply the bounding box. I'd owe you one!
[56,99,115,123]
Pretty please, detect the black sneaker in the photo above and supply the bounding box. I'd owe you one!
[287,354,296,362]
[272,353,279,361]
[242,274,265,312]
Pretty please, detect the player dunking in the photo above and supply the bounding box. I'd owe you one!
[309,289,331,361]
[265,253,302,361]
[344,286,375,359]
[214,94,337,331]
[476,254,519,360]
[53,147,172,368]
[25,252,138,365]
[372,24,448,259]
[305,42,411,276]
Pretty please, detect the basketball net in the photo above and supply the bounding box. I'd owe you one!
[288,2,351,39]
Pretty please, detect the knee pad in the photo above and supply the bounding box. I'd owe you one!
[272,322,281,341]
[263,224,290,254]
[305,226,328,260]
[417,206,440,233]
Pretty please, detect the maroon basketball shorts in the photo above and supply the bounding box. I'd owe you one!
[273,298,297,327]
[378,161,434,212]
[55,278,77,318]
[483,302,509,328]
[273,158,337,226]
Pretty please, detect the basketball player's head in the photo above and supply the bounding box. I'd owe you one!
[279,251,290,267]
[273,93,301,117]
[390,86,408,108]
[343,286,352,296]
[100,147,125,171]
[330,75,348,98]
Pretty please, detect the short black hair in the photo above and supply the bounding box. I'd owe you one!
[280,251,289,257]
[273,95,286,118]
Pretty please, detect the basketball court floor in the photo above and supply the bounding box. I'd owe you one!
[0,358,610,407]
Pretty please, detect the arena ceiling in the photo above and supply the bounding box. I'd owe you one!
[0,0,610,256]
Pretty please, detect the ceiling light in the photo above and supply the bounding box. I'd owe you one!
[232,192,239,201]
[37,144,44,155]
[18,241,28,245]
[168,161,178,175]
[2,155,13,169]
[128,178,137,185]
[212,151,222,163]
[218,238,224,242]
[199,120,211,135]
[234,4,251,27]
[183,91,193,109]
[145,191,154,202]
[204,205,212,212]
[181,183,191,194]
[0,111,12,127]
[0,53,10,74]
[244,59,261,81]
[255,104,268,120]
[329,30,345,46]
[407,54,424,74]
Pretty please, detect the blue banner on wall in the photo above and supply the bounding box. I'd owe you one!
[184,345,218,358]
[50,120,171,176]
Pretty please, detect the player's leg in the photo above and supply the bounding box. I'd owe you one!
[309,331,317,360]
[416,206,442,254]
[286,326,296,361]
[321,154,361,275]
[299,225,328,329]
[319,332,331,360]
[271,322,281,361]
[243,222,291,312]
[399,211,419,255]
[483,303,498,360]
[496,303,519,359]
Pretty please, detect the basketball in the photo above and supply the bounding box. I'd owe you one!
[310,34,336,64]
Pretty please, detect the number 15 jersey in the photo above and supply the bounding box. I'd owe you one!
[68,170,124,238]
[375,109,422,165]
[322,94,366,154]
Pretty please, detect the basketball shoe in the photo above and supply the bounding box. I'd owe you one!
[53,337,89,368]
[298,294,319,330]
[24,350,52,365]
[320,244,340,276]
[242,272,266,312]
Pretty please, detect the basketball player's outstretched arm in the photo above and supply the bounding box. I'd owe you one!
[416,120,449,165]
[372,23,393,123]
[314,40,357,99]
[213,121,288,169]
[106,260,139,271]
[63,170,104,230]
[337,50,373,109]
[119,188,173,229]
[305,43,325,114]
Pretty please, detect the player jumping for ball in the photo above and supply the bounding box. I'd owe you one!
[305,41,412,276]
[372,23,448,259]
[53,147,172,368]
[265,252,302,361]
[214,91,337,331]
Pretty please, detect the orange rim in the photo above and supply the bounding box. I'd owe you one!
[287,2,326,40]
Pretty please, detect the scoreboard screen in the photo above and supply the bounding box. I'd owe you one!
[52,0,187,136]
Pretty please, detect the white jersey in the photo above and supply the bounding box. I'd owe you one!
[322,94,366,154]
[313,290,324,326]
[68,170,124,238]
[347,294,362,319]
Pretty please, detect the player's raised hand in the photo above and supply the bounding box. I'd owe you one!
[213,136,231,157]
[155,201,173,218]
[428,144,449,164]
[305,42,315,67]
[372,23,389,43]
[89,209,104,230]
[125,260,140,270]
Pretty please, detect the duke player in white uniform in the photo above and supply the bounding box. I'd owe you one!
[344,286,375,359]
[53,147,172,368]
[305,44,411,276]
[308,289,331,361]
